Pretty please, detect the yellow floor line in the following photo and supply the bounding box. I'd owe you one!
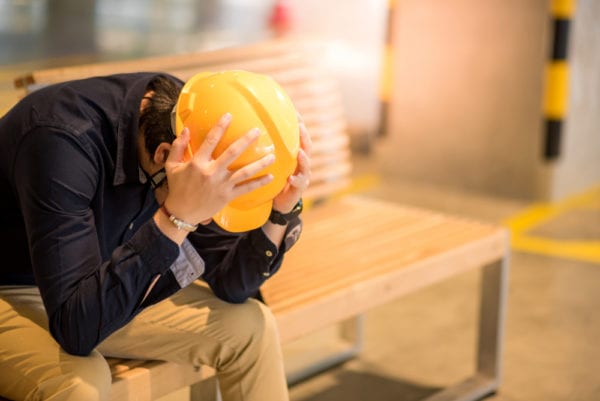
[506,185,600,231]
[504,185,600,264]
[511,236,600,264]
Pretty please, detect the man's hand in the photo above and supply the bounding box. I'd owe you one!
[163,113,276,226]
[272,115,312,213]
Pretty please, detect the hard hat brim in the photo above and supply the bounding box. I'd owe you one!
[212,200,273,233]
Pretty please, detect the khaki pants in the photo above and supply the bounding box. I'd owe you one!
[0,282,289,401]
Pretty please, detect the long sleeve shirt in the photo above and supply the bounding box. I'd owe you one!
[0,72,301,356]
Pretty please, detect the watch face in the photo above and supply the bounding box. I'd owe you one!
[292,199,303,214]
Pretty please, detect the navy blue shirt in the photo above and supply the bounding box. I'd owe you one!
[0,73,300,355]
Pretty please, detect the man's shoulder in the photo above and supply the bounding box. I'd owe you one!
[88,72,184,86]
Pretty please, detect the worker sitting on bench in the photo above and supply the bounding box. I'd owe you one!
[0,71,312,401]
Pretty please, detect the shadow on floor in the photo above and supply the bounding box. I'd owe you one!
[292,369,441,401]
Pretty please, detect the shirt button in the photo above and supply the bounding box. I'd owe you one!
[262,271,271,277]
[128,222,134,230]
[265,250,273,257]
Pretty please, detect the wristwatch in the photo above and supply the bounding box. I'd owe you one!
[269,199,303,225]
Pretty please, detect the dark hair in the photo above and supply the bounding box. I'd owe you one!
[138,75,182,156]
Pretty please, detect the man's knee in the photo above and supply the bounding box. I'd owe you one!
[216,299,280,366]
[32,350,111,401]
[231,300,278,344]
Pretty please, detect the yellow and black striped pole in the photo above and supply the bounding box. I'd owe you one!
[543,0,575,160]
[378,0,396,138]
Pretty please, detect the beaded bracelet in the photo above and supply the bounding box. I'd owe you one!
[160,204,199,232]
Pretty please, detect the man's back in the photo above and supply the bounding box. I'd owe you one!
[0,72,165,286]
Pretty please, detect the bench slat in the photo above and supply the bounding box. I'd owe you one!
[261,195,505,315]
[13,41,297,88]
[261,197,507,343]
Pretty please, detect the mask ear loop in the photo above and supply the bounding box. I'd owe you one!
[145,168,167,189]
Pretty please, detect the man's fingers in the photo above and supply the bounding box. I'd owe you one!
[229,153,275,184]
[230,173,274,199]
[195,113,232,161]
[167,127,190,164]
[299,119,312,157]
[288,149,310,189]
[297,147,310,172]
[214,127,261,169]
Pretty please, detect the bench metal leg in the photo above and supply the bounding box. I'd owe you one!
[424,254,510,401]
[286,314,365,385]
[190,376,221,401]
[477,255,510,383]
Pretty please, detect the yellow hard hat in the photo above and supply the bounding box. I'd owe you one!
[173,70,300,232]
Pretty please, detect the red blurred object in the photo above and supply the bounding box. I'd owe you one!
[269,0,293,37]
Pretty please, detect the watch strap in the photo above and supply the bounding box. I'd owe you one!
[269,199,303,225]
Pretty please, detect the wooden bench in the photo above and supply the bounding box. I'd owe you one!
[10,38,510,401]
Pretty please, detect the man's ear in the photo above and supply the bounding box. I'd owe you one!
[153,142,171,165]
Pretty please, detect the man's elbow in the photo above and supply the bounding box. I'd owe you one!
[212,285,249,304]
[50,319,97,356]
[60,339,95,356]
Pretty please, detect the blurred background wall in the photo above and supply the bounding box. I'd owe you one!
[0,0,598,202]
[550,0,600,201]
[380,0,550,200]
[379,0,600,202]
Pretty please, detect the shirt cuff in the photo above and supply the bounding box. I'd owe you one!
[250,216,303,278]
[282,216,302,252]
[169,239,206,288]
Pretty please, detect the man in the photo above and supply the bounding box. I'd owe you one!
[0,72,311,401]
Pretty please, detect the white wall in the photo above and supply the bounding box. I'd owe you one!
[550,0,600,200]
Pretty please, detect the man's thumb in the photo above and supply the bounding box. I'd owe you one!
[168,127,191,163]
